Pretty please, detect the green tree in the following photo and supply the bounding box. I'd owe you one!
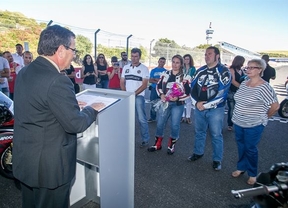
[0,10,45,56]
[153,38,181,59]
[75,35,93,56]
[194,44,212,49]
[74,35,93,65]
[95,45,148,64]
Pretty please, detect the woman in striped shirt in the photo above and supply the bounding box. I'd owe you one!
[231,59,279,185]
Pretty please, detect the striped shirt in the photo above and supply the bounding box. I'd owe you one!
[232,80,278,127]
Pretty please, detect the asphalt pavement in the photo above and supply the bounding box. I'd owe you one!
[0,66,287,208]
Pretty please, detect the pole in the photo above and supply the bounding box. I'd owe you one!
[94,29,100,61]
[47,20,53,27]
[149,39,155,68]
[126,34,132,57]
[166,43,171,67]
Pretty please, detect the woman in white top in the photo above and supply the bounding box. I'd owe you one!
[231,59,279,185]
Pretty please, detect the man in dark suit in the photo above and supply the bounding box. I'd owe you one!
[261,54,276,83]
[13,25,105,208]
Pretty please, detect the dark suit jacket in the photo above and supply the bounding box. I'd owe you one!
[13,56,98,189]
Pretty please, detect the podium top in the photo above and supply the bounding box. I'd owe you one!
[76,88,134,112]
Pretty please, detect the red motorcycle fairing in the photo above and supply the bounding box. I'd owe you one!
[0,132,13,155]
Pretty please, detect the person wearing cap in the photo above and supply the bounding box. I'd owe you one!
[107,56,122,90]
[12,43,24,68]
[261,54,276,83]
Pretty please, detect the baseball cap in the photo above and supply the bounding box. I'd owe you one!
[111,56,118,62]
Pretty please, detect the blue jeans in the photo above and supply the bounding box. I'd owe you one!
[135,95,150,143]
[97,79,109,89]
[156,102,184,139]
[227,91,235,127]
[1,87,9,97]
[193,107,225,161]
[234,124,265,177]
[149,87,159,120]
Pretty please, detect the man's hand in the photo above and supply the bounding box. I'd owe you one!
[90,102,106,111]
[78,101,87,109]
[196,101,206,111]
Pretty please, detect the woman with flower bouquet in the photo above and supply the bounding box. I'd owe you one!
[148,55,191,155]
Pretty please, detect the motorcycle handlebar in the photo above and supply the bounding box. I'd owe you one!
[231,184,288,199]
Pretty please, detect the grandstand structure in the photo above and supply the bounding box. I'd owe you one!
[218,41,261,65]
[219,41,288,66]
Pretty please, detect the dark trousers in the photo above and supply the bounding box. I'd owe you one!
[21,181,71,208]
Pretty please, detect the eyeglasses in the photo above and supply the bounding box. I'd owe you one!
[122,55,127,57]
[245,66,261,70]
[99,56,104,59]
[64,46,78,54]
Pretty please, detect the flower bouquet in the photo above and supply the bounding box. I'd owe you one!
[154,82,184,111]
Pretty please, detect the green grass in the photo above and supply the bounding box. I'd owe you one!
[259,51,288,56]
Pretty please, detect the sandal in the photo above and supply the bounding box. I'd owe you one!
[231,170,245,178]
[247,177,256,185]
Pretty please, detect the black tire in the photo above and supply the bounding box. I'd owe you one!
[278,99,288,118]
[0,142,14,179]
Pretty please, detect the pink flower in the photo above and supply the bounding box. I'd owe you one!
[164,82,184,101]
[154,82,184,111]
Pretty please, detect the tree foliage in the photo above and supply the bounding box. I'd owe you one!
[194,44,212,49]
[0,10,45,55]
[0,10,95,63]
[153,38,182,59]
[96,44,148,64]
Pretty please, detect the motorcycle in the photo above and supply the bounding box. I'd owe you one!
[0,92,14,179]
[278,82,288,118]
[231,162,288,208]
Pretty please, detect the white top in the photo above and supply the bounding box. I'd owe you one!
[12,53,24,68]
[232,80,278,127]
[121,63,149,96]
[0,57,9,88]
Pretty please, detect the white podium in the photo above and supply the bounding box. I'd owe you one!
[70,89,135,208]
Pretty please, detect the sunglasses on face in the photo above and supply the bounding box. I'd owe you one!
[99,56,104,59]
[113,63,120,66]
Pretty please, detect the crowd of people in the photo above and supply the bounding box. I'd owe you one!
[119,46,279,186]
[0,24,281,207]
[0,45,33,100]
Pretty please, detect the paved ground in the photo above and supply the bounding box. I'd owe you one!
[0,65,287,208]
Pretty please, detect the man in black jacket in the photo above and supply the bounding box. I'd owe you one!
[261,54,276,83]
[13,25,104,208]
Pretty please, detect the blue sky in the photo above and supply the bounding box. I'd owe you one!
[2,0,288,52]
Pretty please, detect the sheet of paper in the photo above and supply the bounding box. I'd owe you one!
[76,94,119,112]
